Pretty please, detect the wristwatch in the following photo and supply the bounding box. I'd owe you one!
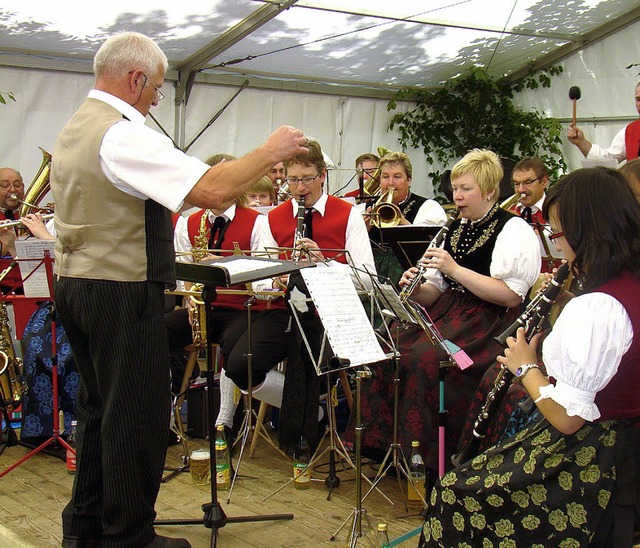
[515,363,539,381]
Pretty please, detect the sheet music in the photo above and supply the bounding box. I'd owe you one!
[202,257,282,276]
[301,268,386,367]
[14,238,55,298]
[376,284,418,325]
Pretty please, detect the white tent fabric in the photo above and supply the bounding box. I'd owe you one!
[1,16,640,198]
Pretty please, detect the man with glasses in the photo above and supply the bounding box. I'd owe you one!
[218,140,376,453]
[51,31,307,548]
[0,167,26,293]
[509,157,549,225]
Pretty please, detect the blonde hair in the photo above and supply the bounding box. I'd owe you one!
[451,149,503,198]
[378,152,412,179]
[247,176,275,201]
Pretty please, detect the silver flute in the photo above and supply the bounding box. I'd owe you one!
[0,212,54,229]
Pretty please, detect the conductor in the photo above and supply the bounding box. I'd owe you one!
[51,31,307,548]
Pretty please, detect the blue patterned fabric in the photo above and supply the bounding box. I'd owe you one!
[20,302,77,439]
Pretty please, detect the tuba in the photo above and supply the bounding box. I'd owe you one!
[370,189,402,228]
[0,302,26,413]
[17,147,53,217]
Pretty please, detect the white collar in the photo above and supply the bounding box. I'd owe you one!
[88,89,146,124]
[291,192,328,217]
[207,203,236,223]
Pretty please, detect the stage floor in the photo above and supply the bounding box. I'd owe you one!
[0,425,424,547]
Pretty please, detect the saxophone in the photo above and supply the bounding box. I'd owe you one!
[0,301,26,413]
[191,209,212,263]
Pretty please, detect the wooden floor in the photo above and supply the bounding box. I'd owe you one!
[0,426,424,547]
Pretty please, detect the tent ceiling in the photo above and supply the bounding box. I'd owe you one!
[1,0,639,99]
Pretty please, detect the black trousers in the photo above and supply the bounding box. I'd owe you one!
[56,277,170,547]
[165,306,291,390]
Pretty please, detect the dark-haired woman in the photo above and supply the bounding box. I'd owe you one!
[420,166,640,547]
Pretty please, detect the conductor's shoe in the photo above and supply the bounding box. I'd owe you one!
[61,536,101,548]
[145,535,191,547]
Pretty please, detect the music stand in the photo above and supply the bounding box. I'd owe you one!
[379,225,441,271]
[0,250,75,478]
[155,256,314,547]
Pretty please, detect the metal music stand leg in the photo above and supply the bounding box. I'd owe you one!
[359,350,426,512]
[0,253,75,478]
[330,368,375,546]
[155,285,293,547]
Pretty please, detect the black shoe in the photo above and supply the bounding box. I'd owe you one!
[61,536,101,548]
[145,534,191,547]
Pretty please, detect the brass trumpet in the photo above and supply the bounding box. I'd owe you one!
[370,189,402,228]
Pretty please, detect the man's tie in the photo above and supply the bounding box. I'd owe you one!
[4,210,15,221]
[520,206,532,224]
[209,216,227,249]
[304,208,314,241]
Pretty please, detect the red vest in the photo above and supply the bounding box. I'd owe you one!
[624,119,640,161]
[593,271,640,424]
[185,207,269,311]
[268,196,351,264]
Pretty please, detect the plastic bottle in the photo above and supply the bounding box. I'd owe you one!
[407,440,426,506]
[214,424,230,490]
[66,420,77,474]
[375,522,390,547]
[293,435,311,489]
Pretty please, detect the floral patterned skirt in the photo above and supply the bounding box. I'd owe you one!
[420,418,627,547]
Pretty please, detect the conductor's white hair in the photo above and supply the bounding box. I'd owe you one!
[94,32,168,79]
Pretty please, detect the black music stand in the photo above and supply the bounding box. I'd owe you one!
[155,256,314,547]
[380,225,441,271]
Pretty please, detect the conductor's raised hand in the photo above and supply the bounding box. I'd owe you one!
[264,126,309,163]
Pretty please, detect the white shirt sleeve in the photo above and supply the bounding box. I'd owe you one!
[412,200,448,226]
[173,214,193,262]
[490,216,541,300]
[101,121,210,213]
[586,127,627,164]
[422,216,541,298]
[540,292,633,420]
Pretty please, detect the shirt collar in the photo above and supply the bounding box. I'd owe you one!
[516,193,546,213]
[291,192,328,217]
[207,203,236,223]
[88,89,146,124]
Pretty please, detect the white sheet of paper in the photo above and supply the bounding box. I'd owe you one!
[301,267,386,367]
[203,257,282,276]
[14,238,55,298]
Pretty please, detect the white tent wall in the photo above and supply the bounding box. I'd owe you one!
[514,18,640,174]
[0,66,436,204]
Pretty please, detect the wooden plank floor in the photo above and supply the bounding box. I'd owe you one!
[0,427,424,547]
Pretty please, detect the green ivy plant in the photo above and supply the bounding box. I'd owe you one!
[0,90,16,105]
[387,66,566,198]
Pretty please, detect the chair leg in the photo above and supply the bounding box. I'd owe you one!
[249,401,270,458]
[338,370,353,412]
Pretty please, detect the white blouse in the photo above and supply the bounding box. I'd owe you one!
[424,216,541,300]
[539,292,633,421]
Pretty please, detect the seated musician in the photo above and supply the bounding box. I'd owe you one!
[343,152,380,200]
[246,175,276,208]
[619,157,640,203]
[508,156,549,224]
[223,139,376,453]
[0,167,27,294]
[420,167,640,548]
[164,183,270,444]
[351,149,540,482]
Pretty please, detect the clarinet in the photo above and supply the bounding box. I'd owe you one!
[451,262,570,467]
[399,209,459,303]
[293,195,306,249]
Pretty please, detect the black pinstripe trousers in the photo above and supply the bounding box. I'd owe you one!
[56,277,170,547]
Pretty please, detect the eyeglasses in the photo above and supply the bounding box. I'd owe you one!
[513,177,541,188]
[143,74,165,102]
[548,230,564,241]
[284,174,320,186]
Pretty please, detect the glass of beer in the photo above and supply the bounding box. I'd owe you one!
[190,448,210,485]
